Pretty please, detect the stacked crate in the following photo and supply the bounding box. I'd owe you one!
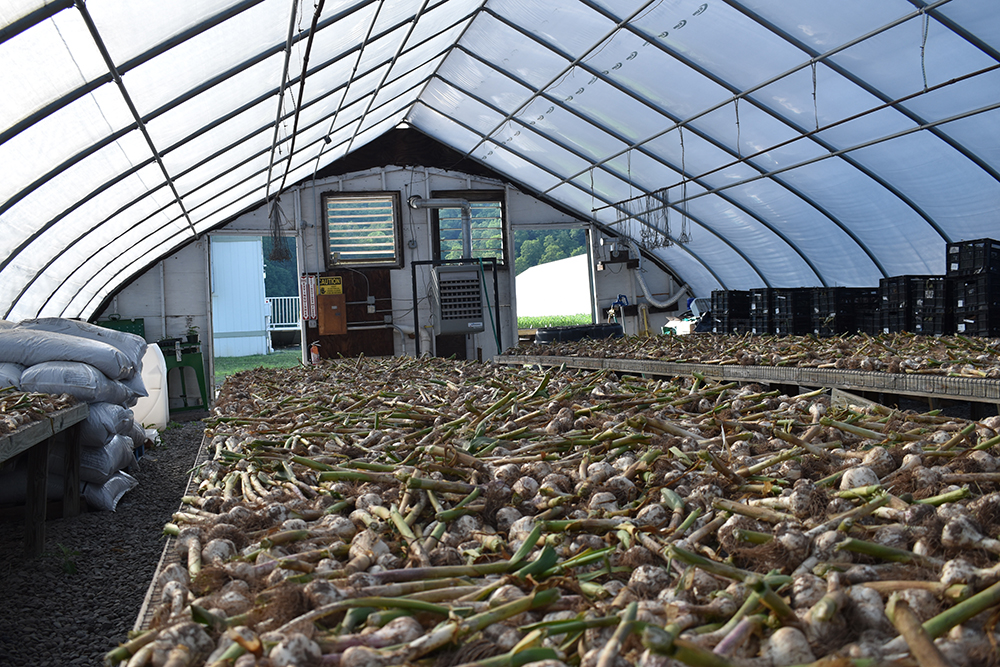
[749,288,774,334]
[949,238,1000,336]
[811,287,879,336]
[772,288,812,335]
[856,288,882,334]
[879,275,952,334]
[879,275,952,335]
[710,290,750,334]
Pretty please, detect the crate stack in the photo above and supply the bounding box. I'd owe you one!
[710,290,750,334]
[749,288,774,334]
[879,275,952,335]
[949,238,1000,336]
[772,288,812,335]
[811,287,880,336]
[857,288,882,334]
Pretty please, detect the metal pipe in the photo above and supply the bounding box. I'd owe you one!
[407,195,473,259]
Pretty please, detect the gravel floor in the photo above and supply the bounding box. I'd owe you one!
[0,417,206,667]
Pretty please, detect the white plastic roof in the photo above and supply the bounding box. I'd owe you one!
[2,0,999,320]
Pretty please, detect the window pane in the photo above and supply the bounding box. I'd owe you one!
[438,201,504,262]
[325,194,400,264]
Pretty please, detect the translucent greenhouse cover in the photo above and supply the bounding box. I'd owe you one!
[1,0,999,319]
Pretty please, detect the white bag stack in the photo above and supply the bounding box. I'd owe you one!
[0,318,152,510]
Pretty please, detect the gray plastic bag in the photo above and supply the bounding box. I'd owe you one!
[20,361,139,405]
[15,318,147,375]
[0,328,134,380]
[0,362,22,389]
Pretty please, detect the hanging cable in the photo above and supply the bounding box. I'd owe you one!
[811,60,819,131]
[921,9,930,91]
[268,0,326,261]
[734,96,741,159]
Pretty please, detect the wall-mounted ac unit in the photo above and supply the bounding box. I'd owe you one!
[431,265,485,335]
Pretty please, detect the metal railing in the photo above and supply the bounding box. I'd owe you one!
[266,296,300,330]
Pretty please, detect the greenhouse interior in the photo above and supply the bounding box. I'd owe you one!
[2,1,1000,665]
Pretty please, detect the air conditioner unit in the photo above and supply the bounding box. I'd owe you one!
[431,265,485,335]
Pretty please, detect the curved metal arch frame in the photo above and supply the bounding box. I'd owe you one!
[579,0,965,242]
[409,99,731,290]
[50,74,439,318]
[0,0,390,239]
[475,7,889,279]
[721,0,993,236]
[432,70,774,288]
[31,71,441,319]
[3,12,473,312]
[469,11,871,283]
[448,44,828,287]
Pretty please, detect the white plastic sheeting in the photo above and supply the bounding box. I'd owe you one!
[1,0,999,319]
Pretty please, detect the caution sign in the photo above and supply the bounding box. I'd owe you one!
[318,276,343,295]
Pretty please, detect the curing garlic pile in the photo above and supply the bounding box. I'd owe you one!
[0,388,77,435]
[513,331,1000,378]
[108,355,1000,667]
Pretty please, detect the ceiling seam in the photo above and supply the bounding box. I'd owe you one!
[341,0,432,157]
[0,0,74,46]
[550,0,956,186]
[454,0,662,163]
[307,0,485,179]
[545,0,958,254]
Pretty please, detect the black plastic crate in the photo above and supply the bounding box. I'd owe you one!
[729,318,751,334]
[711,290,750,319]
[773,315,811,336]
[772,288,812,318]
[749,288,774,334]
[952,274,1000,310]
[879,275,951,333]
[858,311,881,335]
[947,238,1000,276]
[811,287,878,335]
[750,314,773,335]
[911,312,953,335]
[880,275,950,309]
[955,305,1000,337]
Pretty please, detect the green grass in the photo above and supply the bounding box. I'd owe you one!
[214,348,303,385]
[517,314,591,329]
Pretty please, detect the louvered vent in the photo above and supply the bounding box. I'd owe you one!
[431,266,485,335]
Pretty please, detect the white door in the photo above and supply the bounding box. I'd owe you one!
[211,236,269,356]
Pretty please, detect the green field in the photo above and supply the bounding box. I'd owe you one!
[517,314,591,329]
[214,348,303,385]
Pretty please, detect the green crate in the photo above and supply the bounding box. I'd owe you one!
[97,317,145,338]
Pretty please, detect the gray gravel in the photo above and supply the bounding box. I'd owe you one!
[0,418,205,667]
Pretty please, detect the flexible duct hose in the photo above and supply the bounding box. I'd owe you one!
[628,241,689,309]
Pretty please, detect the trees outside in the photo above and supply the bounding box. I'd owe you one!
[514,229,586,274]
[262,237,298,297]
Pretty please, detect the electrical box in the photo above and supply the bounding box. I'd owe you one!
[430,266,485,335]
[318,293,346,335]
